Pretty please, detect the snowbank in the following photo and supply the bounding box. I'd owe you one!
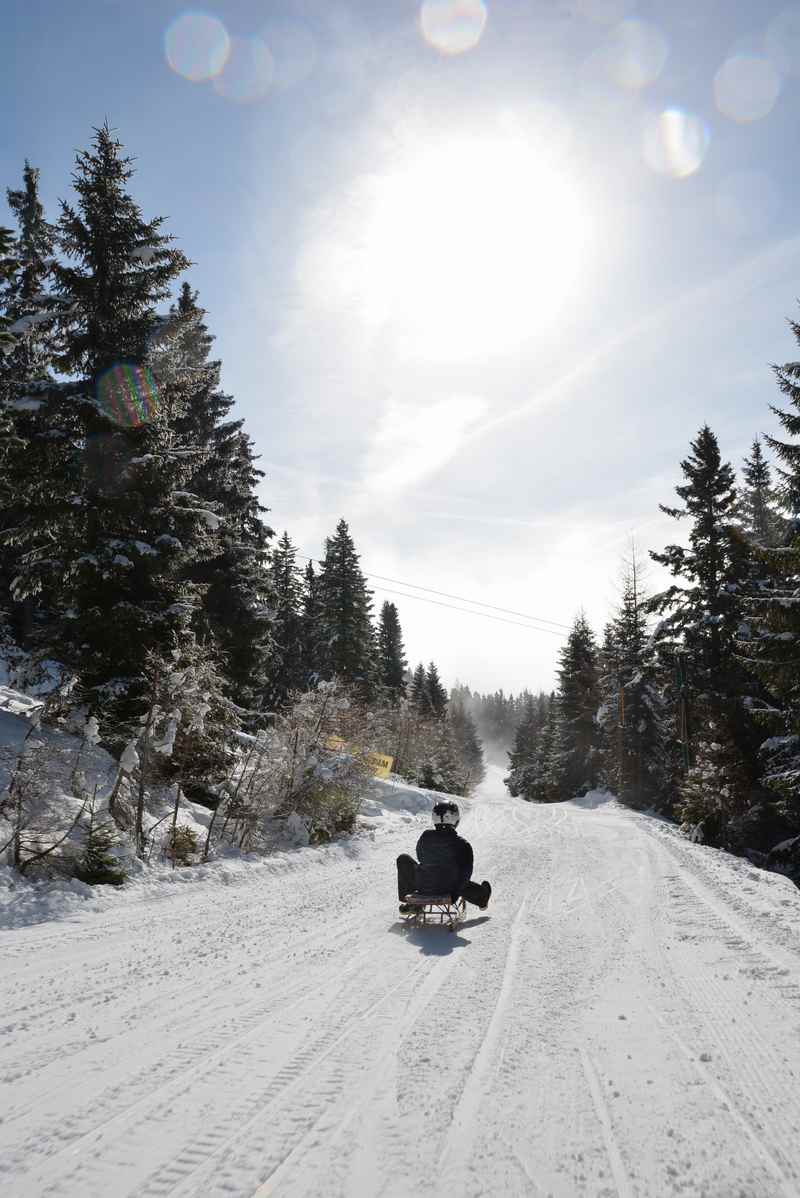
[0,768,453,930]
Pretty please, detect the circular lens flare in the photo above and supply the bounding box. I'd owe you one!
[714,54,781,123]
[165,12,230,83]
[419,1,487,56]
[213,35,274,102]
[643,108,709,179]
[97,364,158,428]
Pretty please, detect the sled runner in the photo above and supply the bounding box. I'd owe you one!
[400,893,466,932]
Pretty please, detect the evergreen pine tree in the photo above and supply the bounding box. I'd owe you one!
[266,531,306,707]
[676,706,751,844]
[552,613,601,796]
[739,437,785,546]
[425,661,448,717]
[8,126,222,739]
[740,329,800,829]
[505,692,538,798]
[165,284,273,709]
[0,165,61,652]
[300,559,321,684]
[409,662,428,713]
[598,551,669,808]
[377,601,407,701]
[449,699,485,791]
[649,426,744,694]
[316,519,376,696]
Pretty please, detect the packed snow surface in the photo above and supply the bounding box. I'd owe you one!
[3,766,800,1197]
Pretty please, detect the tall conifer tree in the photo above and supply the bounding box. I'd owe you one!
[316,519,376,696]
[377,600,407,701]
[552,613,601,796]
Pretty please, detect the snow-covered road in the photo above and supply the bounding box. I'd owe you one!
[4,767,800,1197]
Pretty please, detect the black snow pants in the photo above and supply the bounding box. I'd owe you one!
[396,854,488,907]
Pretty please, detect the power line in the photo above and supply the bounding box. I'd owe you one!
[297,553,572,632]
[369,584,567,637]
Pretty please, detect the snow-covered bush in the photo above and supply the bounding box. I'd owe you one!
[203,681,372,855]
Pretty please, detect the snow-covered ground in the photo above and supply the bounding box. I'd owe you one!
[3,765,800,1197]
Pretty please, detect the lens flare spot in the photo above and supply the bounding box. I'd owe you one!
[260,21,318,90]
[165,11,230,83]
[715,169,780,238]
[603,18,668,89]
[213,36,275,103]
[766,5,800,77]
[97,364,158,428]
[419,1,487,56]
[643,108,709,179]
[714,54,781,122]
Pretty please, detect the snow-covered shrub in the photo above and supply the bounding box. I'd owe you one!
[204,681,372,855]
[73,790,126,886]
[164,822,198,866]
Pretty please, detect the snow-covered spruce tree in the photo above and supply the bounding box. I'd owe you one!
[18,124,221,739]
[738,336,800,833]
[551,613,601,797]
[738,437,786,546]
[300,559,321,684]
[527,695,561,803]
[74,786,126,885]
[315,520,377,698]
[425,662,448,717]
[601,556,669,809]
[676,709,751,845]
[265,531,306,708]
[649,425,759,820]
[0,165,59,655]
[377,601,407,702]
[505,692,539,799]
[409,662,428,714]
[167,284,273,711]
[650,426,745,695]
[0,226,17,355]
[449,698,485,791]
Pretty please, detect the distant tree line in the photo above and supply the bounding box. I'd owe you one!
[502,419,800,883]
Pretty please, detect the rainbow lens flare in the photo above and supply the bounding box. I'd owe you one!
[97,363,158,427]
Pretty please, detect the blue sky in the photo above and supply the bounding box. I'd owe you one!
[4,0,800,692]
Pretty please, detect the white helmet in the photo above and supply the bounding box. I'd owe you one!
[432,800,460,828]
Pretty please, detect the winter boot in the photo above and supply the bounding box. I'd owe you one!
[478,881,492,910]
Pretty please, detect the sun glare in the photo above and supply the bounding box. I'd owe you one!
[305,131,591,361]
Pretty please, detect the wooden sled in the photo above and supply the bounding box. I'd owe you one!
[400,894,466,932]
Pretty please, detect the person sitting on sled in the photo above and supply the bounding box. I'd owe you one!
[396,800,491,912]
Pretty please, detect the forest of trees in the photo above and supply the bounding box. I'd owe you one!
[2,124,800,887]
[0,127,484,876]
[501,422,800,882]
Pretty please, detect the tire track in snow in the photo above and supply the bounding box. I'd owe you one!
[643,842,800,1193]
[144,951,450,1198]
[247,936,466,1198]
[7,930,379,1191]
[579,1046,634,1198]
[435,890,530,1193]
[647,1002,799,1198]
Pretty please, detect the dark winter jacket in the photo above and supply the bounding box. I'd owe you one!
[415,826,473,898]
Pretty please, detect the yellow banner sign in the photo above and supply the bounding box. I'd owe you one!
[324,737,393,779]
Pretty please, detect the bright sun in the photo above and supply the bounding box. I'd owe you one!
[305,130,592,362]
